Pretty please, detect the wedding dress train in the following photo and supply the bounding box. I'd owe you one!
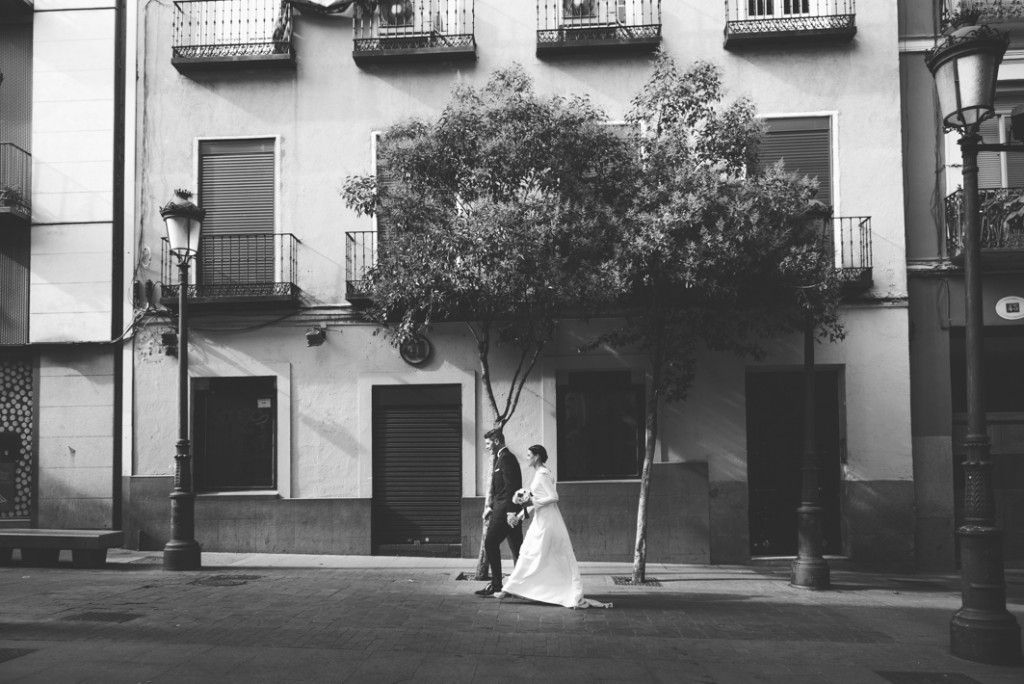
[500,466,612,609]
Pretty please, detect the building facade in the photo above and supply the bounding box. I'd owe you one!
[900,0,1024,571]
[0,0,124,534]
[110,0,915,567]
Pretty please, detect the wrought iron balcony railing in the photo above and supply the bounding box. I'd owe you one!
[0,143,31,223]
[536,0,661,56]
[0,0,33,18]
[345,231,378,304]
[945,187,1024,261]
[161,232,300,307]
[171,0,296,72]
[724,0,856,49]
[353,0,476,64]
[828,216,872,289]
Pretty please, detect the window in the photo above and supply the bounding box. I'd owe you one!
[557,370,644,481]
[977,93,1024,190]
[757,116,832,206]
[747,0,810,17]
[197,138,275,285]
[193,376,277,492]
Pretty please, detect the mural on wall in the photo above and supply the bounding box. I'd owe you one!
[0,360,32,519]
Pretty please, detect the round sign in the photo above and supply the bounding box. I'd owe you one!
[399,334,433,367]
[996,296,1024,321]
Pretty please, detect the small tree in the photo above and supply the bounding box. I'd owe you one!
[342,65,632,578]
[593,55,844,583]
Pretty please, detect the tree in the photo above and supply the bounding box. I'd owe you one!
[342,65,632,578]
[592,55,844,583]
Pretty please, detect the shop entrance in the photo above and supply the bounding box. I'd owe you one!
[372,384,462,556]
[745,368,844,557]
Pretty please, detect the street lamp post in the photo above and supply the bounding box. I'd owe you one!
[926,22,1022,665]
[160,189,204,572]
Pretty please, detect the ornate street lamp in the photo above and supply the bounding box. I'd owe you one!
[159,189,205,571]
[926,22,1021,665]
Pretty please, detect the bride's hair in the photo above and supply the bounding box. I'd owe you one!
[528,445,548,463]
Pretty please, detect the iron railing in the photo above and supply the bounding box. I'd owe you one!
[0,143,31,218]
[172,0,294,61]
[161,232,300,302]
[537,0,661,52]
[830,216,872,279]
[345,231,378,302]
[945,187,1024,257]
[353,0,475,61]
[724,0,856,46]
[0,1,33,17]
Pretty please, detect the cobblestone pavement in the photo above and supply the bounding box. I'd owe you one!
[0,550,1022,683]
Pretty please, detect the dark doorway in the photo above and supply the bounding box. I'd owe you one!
[193,376,276,492]
[746,369,843,556]
[372,384,462,555]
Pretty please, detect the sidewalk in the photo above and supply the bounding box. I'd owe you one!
[0,549,1021,683]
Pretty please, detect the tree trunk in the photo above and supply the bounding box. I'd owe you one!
[633,325,663,584]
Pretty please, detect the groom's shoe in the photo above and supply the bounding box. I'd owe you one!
[474,585,500,597]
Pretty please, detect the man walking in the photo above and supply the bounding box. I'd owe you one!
[475,428,524,597]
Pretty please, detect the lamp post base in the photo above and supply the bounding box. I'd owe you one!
[951,609,1021,665]
[791,557,830,590]
[163,540,201,571]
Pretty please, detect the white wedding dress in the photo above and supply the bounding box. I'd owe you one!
[501,466,612,609]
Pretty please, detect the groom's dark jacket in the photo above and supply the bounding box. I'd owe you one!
[489,447,523,515]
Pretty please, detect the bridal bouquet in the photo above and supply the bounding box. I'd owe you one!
[513,488,531,505]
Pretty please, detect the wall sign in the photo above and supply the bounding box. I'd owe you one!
[399,334,433,367]
[996,296,1024,321]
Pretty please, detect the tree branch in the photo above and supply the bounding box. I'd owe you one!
[504,342,544,425]
[477,320,500,422]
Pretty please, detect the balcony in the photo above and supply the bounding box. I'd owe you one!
[161,232,300,308]
[171,0,295,73]
[0,0,32,18]
[829,216,873,291]
[345,231,377,305]
[536,0,661,57]
[0,143,31,227]
[353,0,475,65]
[724,0,856,50]
[945,188,1024,269]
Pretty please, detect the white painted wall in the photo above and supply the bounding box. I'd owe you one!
[30,2,116,343]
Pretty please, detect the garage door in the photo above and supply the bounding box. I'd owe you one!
[372,384,462,551]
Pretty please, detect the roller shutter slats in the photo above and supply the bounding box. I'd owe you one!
[199,141,275,284]
[758,125,831,206]
[372,386,462,545]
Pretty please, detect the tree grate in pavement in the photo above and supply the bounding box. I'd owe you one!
[876,673,983,684]
[190,574,262,587]
[612,576,661,586]
[0,649,35,664]
[62,611,140,623]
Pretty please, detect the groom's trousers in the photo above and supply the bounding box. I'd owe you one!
[484,513,523,588]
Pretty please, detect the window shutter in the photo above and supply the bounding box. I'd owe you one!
[977,115,1003,190]
[198,139,275,285]
[759,117,832,206]
[0,228,29,344]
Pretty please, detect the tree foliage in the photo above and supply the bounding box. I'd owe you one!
[589,55,845,582]
[341,64,633,428]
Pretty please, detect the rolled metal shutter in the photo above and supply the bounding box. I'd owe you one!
[372,385,462,547]
[977,115,1003,190]
[759,117,832,206]
[198,139,275,284]
[0,226,28,345]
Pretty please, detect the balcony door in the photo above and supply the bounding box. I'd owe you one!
[745,1,811,19]
[197,138,276,289]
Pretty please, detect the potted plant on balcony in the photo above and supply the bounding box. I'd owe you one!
[0,184,25,211]
[944,0,1024,30]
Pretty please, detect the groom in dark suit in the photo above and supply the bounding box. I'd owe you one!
[475,428,524,596]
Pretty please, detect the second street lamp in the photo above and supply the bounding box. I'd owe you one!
[926,20,1022,665]
[160,188,205,572]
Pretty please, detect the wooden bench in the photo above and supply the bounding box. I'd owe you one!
[0,529,123,569]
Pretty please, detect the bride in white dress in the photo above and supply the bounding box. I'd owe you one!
[497,445,612,609]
